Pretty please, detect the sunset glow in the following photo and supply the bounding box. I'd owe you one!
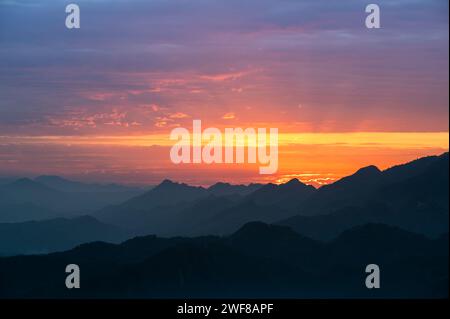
[0,132,447,187]
[0,0,448,187]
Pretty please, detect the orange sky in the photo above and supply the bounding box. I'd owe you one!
[0,1,448,186]
[0,132,447,187]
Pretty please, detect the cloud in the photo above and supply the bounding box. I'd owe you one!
[200,71,249,82]
[46,108,141,131]
[169,112,189,119]
[150,104,160,112]
[222,112,236,120]
[0,0,448,135]
[154,116,172,128]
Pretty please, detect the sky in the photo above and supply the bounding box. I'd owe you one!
[0,0,448,186]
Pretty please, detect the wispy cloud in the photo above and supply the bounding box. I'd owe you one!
[222,112,236,120]
[0,0,447,136]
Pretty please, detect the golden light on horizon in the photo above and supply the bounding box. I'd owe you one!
[0,132,448,187]
[1,132,448,149]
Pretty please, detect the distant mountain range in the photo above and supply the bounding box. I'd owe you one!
[0,176,145,223]
[0,216,128,256]
[93,152,449,239]
[0,222,447,298]
[34,175,145,193]
[0,152,448,257]
[277,152,449,240]
[92,176,317,236]
[0,152,448,298]
[94,180,265,235]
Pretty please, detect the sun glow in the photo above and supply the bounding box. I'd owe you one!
[0,132,447,187]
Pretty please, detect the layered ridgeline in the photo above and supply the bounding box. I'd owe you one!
[277,152,449,240]
[93,178,313,236]
[0,222,447,298]
[0,176,145,223]
[94,152,448,238]
[0,216,129,256]
[0,153,448,256]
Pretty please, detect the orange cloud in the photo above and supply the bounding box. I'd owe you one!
[200,71,249,82]
[222,112,236,120]
[169,112,190,119]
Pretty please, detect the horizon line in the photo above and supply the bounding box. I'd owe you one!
[2,151,447,189]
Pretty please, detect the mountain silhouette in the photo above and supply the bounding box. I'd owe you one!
[93,154,448,239]
[94,180,266,233]
[297,166,382,216]
[0,222,446,298]
[228,222,322,269]
[93,180,209,231]
[35,175,143,193]
[0,179,65,223]
[381,153,446,183]
[0,216,127,256]
[103,179,207,211]
[194,200,294,235]
[244,178,316,209]
[0,201,58,224]
[1,178,62,203]
[0,153,448,257]
[278,152,449,239]
[207,182,263,196]
[0,177,144,223]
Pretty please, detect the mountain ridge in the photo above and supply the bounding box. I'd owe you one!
[0,221,446,298]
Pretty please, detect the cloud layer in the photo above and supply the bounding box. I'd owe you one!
[0,0,448,135]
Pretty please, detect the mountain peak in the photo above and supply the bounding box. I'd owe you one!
[207,182,262,197]
[154,179,185,190]
[279,178,315,191]
[208,182,231,189]
[285,178,302,185]
[154,179,205,191]
[321,165,381,190]
[353,165,381,179]
[159,179,175,185]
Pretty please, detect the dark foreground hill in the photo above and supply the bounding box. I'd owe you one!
[0,222,447,298]
[0,153,448,258]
